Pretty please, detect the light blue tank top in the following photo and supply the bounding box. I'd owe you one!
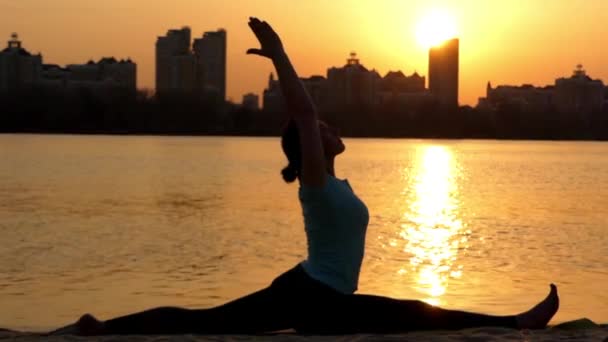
[299,175,369,294]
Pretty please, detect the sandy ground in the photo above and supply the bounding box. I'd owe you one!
[2,328,607,342]
[2,321,607,341]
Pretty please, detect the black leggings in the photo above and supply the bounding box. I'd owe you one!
[103,264,517,334]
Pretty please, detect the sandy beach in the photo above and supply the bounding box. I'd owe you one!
[2,323,607,342]
[1,330,607,342]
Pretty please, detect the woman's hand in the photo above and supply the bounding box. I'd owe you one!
[246,17,284,59]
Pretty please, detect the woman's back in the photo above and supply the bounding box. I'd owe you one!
[299,175,369,294]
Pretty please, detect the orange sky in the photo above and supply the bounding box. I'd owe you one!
[1,0,607,105]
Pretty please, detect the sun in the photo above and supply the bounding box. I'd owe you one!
[415,9,459,49]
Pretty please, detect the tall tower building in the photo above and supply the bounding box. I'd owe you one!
[428,38,459,109]
[263,72,284,113]
[155,27,192,93]
[193,29,227,101]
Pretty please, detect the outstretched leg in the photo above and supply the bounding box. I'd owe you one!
[51,285,294,335]
[300,284,559,334]
[49,265,315,335]
[103,285,293,334]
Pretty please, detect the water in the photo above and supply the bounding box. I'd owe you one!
[0,135,607,331]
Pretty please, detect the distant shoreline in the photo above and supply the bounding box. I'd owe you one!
[2,131,608,142]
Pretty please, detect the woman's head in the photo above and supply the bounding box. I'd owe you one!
[280,120,345,183]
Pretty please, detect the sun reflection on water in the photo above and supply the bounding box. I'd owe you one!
[400,146,467,306]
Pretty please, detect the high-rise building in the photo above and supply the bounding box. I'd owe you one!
[156,27,227,99]
[0,33,42,91]
[156,27,192,93]
[193,29,227,101]
[263,73,285,113]
[428,38,459,109]
[170,55,196,91]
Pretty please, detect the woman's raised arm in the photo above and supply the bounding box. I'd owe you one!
[247,17,326,187]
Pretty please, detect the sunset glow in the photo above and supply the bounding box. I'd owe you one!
[1,1,608,106]
[401,146,465,306]
[415,9,459,49]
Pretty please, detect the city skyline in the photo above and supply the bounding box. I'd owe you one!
[2,29,606,117]
[2,0,607,105]
[1,23,606,140]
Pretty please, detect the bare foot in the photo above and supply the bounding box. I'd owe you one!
[78,313,106,335]
[516,284,560,329]
[48,314,105,336]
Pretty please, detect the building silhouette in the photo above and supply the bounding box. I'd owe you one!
[478,65,605,116]
[70,58,136,89]
[262,73,327,113]
[479,82,553,113]
[156,27,227,100]
[193,30,227,101]
[37,58,136,94]
[156,27,194,93]
[377,71,430,107]
[262,53,431,114]
[301,75,327,109]
[263,73,285,113]
[0,33,42,91]
[380,71,425,93]
[429,38,459,109]
[242,93,259,111]
[554,65,604,115]
[326,52,380,110]
[0,34,135,94]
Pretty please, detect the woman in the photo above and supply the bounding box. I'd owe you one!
[51,17,559,335]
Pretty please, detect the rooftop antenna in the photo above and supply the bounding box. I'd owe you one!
[574,64,586,77]
[347,51,359,65]
[8,32,21,48]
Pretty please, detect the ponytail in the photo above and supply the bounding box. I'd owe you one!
[280,120,301,183]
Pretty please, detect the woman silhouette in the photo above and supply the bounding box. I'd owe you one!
[51,17,559,335]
